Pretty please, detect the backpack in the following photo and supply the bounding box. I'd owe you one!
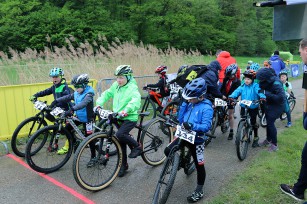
[174,65,208,88]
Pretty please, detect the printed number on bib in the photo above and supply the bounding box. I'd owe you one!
[34,101,47,111]
[240,100,252,107]
[98,109,113,119]
[214,98,227,107]
[174,125,196,144]
[50,107,64,116]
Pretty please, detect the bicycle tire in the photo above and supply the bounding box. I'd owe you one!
[25,125,73,173]
[152,152,180,204]
[141,118,173,166]
[289,99,296,113]
[183,148,195,176]
[161,101,179,122]
[210,111,218,136]
[94,119,118,156]
[73,133,122,191]
[235,121,249,161]
[11,116,48,157]
[221,107,230,133]
[141,96,157,120]
[260,113,267,127]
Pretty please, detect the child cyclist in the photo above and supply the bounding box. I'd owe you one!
[96,65,142,177]
[167,78,213,203]
[220,64,241,140]
[279,70,293,127]
[50,74,95,157]
[143,65,170,112]
[228,70,266,147]
[29,67,71,121]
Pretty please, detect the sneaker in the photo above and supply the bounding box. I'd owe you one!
[57,146,68,155]
[118,163,129,177]
[252,139,260,148]
[268,144,278,152]
[259,139,270,147]
[228,131,234,140]
[187,190,204,203]
[128,145,142,158]
[285,122,292,128]
[280,184,304,201]
[87,157,97,168]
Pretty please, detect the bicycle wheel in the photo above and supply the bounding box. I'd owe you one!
[152,152,180,204]
[11,116,48,157]
[141,96,157,120]
[260,113,267,127]
[94,119,117,156]
[25,125,73,173]
[289,99,296,112]
[141,118,174,166]
[182,148,195,176]
[161,101,179,123]
[235,121,249,161]
[73,133,122,191]
[221,107,229,133]
[210,111,218,136]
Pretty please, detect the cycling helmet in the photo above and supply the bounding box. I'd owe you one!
[263,60,271,67]
[247,60,253,65]
[182,78,207,100]
[250,63,260,72]
[71,74,89,86]
[114,65,133,76]
[243,70,256,79]
[279,69,288,77]
[155,65,168,74]
[49,67,64,77]
[225,63,238,76]
[178,65,189,74]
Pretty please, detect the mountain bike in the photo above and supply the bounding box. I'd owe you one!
[11,100,51,157]
[205,98,229,146]
[235,100,260,161]
[161,83,182,123]
[152,114,215,204]
[73,109,174,191]
[25,107,91,173]
[140,87,161,120]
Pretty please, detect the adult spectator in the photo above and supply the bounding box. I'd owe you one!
[269,50,286,76]
[216,50,241,85]
[280,38,307,202]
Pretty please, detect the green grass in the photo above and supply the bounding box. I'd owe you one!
[205,118,306,204]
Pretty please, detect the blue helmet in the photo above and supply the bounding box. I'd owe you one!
[49,67,64,77]
[182,78,207,100]
[279,69,288,77]
[250,63,260,72]
[225,63,238,76]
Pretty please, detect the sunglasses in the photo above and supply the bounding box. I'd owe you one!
[74,84,83,88]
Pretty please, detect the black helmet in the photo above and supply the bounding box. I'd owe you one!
[71,74,89,86]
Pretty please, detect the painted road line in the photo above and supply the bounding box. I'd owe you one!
[6,153,95,204]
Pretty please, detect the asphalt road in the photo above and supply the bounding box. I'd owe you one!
[0,78,304,204]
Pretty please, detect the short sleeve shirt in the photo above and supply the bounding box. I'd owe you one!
[302,64,307,89]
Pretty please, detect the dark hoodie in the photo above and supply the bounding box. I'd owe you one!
[199,60,223,99]
[256,68,286,118]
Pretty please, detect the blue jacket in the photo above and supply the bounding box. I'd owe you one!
[178,99,213,144]
[269,55,285,76]
[229,82,266,109]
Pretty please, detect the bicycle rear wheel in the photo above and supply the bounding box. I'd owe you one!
[94,119,118,156]
[25,125,73,173]
[152,152,180,204]
[141,118,173,166]
[11,116,48,157]
[235,121,249,161]
[73,133,122,191]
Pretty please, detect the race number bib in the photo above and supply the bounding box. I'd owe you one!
[214,98,227,107]
[240,100,252,107]
[98,109,113,119]
[174,125,196,144]
[34,101,47,111]
[50,107,64,116]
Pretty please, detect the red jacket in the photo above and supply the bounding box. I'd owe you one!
[217,51,240,83]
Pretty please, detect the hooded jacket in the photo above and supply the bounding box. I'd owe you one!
[178,99,213,144]
[217,51,241,83]
[269,55,286,76]
[96,78,141,122]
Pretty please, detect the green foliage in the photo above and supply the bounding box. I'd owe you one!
[0,0,299,56]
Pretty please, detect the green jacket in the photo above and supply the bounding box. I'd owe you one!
[96,78,141,121]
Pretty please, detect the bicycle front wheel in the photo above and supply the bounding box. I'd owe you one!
[289,99,296,113]
[25,125,73,173]
[152,152,180,204]
[260,113,267,127]
[141,118,174,166]
[11,116,48,157]
[235,121,249,161]
[73,133,122,191]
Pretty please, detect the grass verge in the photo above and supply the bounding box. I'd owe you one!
[206,118,306,204]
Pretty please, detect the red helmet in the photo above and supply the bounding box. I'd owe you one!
[155,65,168,74]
